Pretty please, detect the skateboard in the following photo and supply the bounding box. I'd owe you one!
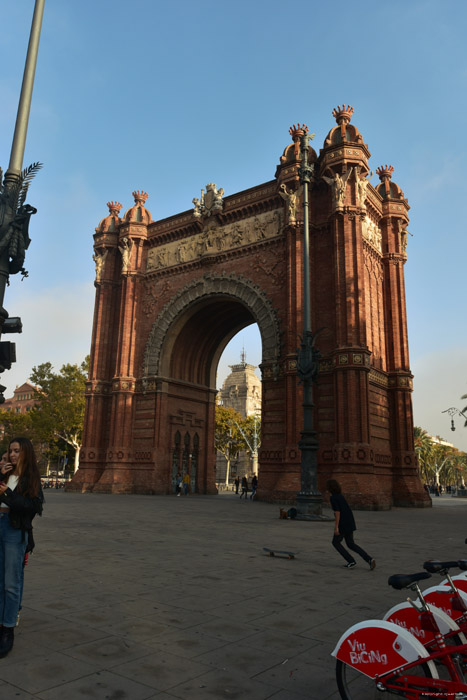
[263,547,296,559]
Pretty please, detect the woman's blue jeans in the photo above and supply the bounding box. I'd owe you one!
[0,513,27,627]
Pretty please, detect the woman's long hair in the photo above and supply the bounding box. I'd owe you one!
[8,437,41,498]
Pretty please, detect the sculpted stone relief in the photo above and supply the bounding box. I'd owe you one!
[362,216,382,253]
[146,209,283,272]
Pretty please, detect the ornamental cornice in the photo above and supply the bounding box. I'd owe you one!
[112,378,136,392]
[381,200,410,218]
[387,372,413,390]
[383,252,405,267]
[85,380,112,395]
[320,142,371,166]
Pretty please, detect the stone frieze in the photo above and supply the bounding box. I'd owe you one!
[146,209,283,272]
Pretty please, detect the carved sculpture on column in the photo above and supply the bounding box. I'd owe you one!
[279,183,300,223]
[398,220,409,255]
[93,248,108,282]
[355,165,372,208]
[322,168,353,211]
[118,237,134,275]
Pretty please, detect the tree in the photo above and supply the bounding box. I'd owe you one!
[29,357,89,474]
[214,406,245,486]
[414,426,433,484]
[462,394,467,428]
[0,410,34,454]
[238,413,261,473]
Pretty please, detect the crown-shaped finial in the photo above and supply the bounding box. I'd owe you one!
[107,201,123,215]
[289,123,309,141]
[376,165,394,181]
[332,105,354,124]
[132,190,149,205]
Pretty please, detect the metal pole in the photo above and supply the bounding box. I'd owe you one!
[4,0,46,185]
[0,0,44,400]
[295,125,325,519]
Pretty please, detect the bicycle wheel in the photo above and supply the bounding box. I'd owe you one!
[335,659,435,699]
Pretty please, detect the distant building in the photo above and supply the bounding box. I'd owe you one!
[428,435,454,449]
[2,382,38,414]
[216,352,261,484]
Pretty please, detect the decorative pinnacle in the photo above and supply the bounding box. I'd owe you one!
[376,165,394,181]
[132,190,149,205]
[332,105,354,124]
[289,123,309,141]
[107,201,123,215]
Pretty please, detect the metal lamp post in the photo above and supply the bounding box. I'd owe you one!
[294,125,325,519]
[0,0,44,399]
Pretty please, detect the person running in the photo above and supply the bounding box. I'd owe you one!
[326,479,375,570]
[0,437,44,656]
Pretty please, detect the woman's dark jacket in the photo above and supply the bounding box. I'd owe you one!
[0,476,44,551]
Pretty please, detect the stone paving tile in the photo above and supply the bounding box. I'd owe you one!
[35,670,157,700]
[194,643,287,676]
[60,635,154,668]
[242,629,319,656]
[252,653,336,699]
[146,628,230,658]
[0,680,38,699]
[0,651,99,695]
[95,616,173,642]
[194,618,263,643]
[113,650,213,692]
[158,669,278,700]
[144,607,218,630]
[22,620,109,652]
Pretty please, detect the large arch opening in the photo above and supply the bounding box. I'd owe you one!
[162,297,256,388]
[143,275,280,495]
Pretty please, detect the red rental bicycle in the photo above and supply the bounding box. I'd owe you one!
[333,571,467,699]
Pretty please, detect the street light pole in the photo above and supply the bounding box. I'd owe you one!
[294,124,325,519]
[0,0,44,399]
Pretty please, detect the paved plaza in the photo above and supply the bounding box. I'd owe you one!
[0,490,466,699]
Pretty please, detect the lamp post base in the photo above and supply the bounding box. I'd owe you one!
[295,493,332,521]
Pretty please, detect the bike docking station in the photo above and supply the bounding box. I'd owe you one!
[332,557,467,699]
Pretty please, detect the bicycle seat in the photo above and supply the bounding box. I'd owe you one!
[388,572,431,590]
[458,559,467,571]
[423,559,460,573]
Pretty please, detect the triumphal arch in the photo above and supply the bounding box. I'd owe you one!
[69,106,429,508]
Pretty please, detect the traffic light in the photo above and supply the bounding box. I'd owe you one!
[0,341,16,372]
[1,317,22,334]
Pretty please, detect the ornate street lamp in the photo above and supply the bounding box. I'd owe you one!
[294,124,326,519]
[442,407,467,432]
[0,0,45,400]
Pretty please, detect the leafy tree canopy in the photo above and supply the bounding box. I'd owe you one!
[29,357,89,472]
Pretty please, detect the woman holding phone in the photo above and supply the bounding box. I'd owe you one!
[0,437,43,657]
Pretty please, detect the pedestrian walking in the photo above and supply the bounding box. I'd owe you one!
[326,479,375,570]
[250,474,258,500]
[234,476,240,495]
[239,475,248,499]
[183,472,190,495]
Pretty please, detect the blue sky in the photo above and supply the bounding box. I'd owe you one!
[0,0,466,450]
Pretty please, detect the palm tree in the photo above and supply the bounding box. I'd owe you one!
[414,426,433,485]
[461,394,467,428]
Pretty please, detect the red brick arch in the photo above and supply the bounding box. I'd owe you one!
[71,113,430,508]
